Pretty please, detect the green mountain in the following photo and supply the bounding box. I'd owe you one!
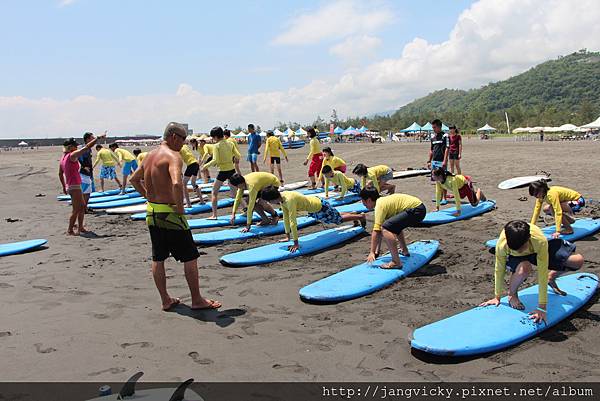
[349,50,600,132]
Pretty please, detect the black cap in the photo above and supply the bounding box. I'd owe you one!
[448,124,457,129]
[63,138,78,147]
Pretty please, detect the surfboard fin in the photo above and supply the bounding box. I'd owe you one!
[168,378,194,401]
[117,371,144,399]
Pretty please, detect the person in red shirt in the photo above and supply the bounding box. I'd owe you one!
[448,125,462,174]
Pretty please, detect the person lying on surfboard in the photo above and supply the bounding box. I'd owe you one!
[431,167,487,216]
[321,165,361,201]
[130,122,221,312]
[360,188,426,269]
[260,186,366,253]
[528,180,584,238]
[480,220,583,323]
[352,163,395,194]
[229,172,281,232]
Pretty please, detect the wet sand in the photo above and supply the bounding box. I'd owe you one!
[1,138,599,382]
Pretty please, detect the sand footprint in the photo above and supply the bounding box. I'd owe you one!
[120,341,153,349]
[34,343,56,354]
[188,351,214,365]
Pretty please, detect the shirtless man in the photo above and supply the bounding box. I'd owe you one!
[130,122,221,312]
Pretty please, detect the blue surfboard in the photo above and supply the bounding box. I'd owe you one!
[485,218,600,248]
[85,191,142,204]
[0,239,48,257]
[299,240,439,303]
[130,198,235,220]
[420,200,496,225]
[57,187,136,201]
[192,202,368,244]
[410,273,598,356]
[88,196,148,209]
[220,225,365,267]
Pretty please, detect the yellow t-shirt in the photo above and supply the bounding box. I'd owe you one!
[373,194,423,231]
[531,186,581,233]
[325,170,355,199]
[136,152,148,165]
[203,139,241,172]
[436,175,468,210]
[199,143,214,163]
[306,137,321,160]
[495,224,549,304]
[114,148,135,162]
[93,148,119,167]
[318,155,346,180]
[361,165,391,192]
[179,144,198,166]
[281,191,323,241]
[263,136,287,160]
[226,138,241,156]
[232,172,281,226]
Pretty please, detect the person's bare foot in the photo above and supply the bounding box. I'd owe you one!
[549,279,567,296]
[191,298,221,310]
[508,295,525,310]
[79,227,89,233]
[67,230,78,236]
[380,260,403,269]
[399,249,410,257]
[207,215,218,220]
[162,297,181,311]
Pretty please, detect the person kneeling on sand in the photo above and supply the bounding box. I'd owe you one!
[321,165,361,201]
[260,186,366,253]
[528,180,584,238]
[360,188,426,269]
[480,220,584,323]
[352,163,395,194]
[129,122,221,312]
[229,172,280,232]
[431,167,486,216]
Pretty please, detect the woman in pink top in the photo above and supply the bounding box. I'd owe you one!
[59,136,100,235]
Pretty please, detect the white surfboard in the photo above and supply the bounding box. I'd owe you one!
[498,175,551,190]
[280,180,308,191]
[392,169,431,179]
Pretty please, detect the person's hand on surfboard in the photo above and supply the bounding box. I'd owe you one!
[366,251,377,263]
[240,226,251,233]
[529,308,547,324]
[479,297,500,307]
[551,232,561,239]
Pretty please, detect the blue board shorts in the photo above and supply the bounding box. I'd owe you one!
[80,174,95,194]
[99,165,117,180]
[122,160,138,176]
[430,160,444,181]
[350,179,361,194]
[247,153,259,163]
[506,239,577,273]
[569,196,585,213]
[309,199,343,225]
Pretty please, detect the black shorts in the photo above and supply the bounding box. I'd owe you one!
[382,203,426,234]
[271,157,281,164]
[506,239,577,273]
[184,162,200,177]
[216,169,236,182]
[449,152,460,160]
[148,225,199,263]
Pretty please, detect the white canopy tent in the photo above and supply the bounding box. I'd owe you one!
[233,132,247,138]
[283,128,295,137]
[273,129,284,136]
[18,141,28,146]
[556,124,578,131]
[580,116,600,129]
[477,123,496,132]
[512,127,530,133]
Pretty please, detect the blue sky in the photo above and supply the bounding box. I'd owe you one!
[1,0,598,138]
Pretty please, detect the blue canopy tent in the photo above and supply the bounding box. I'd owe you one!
[400,122,422,132]
[358,126,368,132]
[421,122,433,131]
[346,126,356,131]
[333,126,344,134]
[442,123,449,131]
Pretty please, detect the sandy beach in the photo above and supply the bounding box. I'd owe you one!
[1,138,599,382]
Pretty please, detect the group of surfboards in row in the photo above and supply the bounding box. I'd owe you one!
[57,120,592,326]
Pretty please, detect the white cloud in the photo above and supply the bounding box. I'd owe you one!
[272,0,393,46]
[3,0,600,138]
[330,35,382,61]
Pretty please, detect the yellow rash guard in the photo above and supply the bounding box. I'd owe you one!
[530,186,581,233]
[324,170,355,199]
[179,144,198,166]
[318,155,346,180]
[232,172,281,226]
[263,136,287,160]
[136,152,148,165]
[226,138,241,157]
[202,140,240,171]
[436,174,468,210]
[199,144,214,163]
[281,191,322,241]
[114,148,135,162]
[361,165,390,192]
[306,137,321,160]
[373,194,423,231]
[93,148,119,167]
[494,224,549,304]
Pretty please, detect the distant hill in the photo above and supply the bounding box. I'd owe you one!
[356,50,600,132]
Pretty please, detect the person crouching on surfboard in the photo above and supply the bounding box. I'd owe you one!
[480,220,584,323]
[229,172,281,232]
[528,180,584,238]
[352,163,396,194]
[321,165,361,201]
[360,188,426,269]
[260,186,366,253]
[431,167,486,216]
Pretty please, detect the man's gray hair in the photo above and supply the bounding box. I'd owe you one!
[163,122,187,140]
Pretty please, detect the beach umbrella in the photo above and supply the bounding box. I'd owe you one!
[477,123,497,132]
[421,122,433,131]
[334,126,344,134]
[400,122,422,132]
[580,116,600,129]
